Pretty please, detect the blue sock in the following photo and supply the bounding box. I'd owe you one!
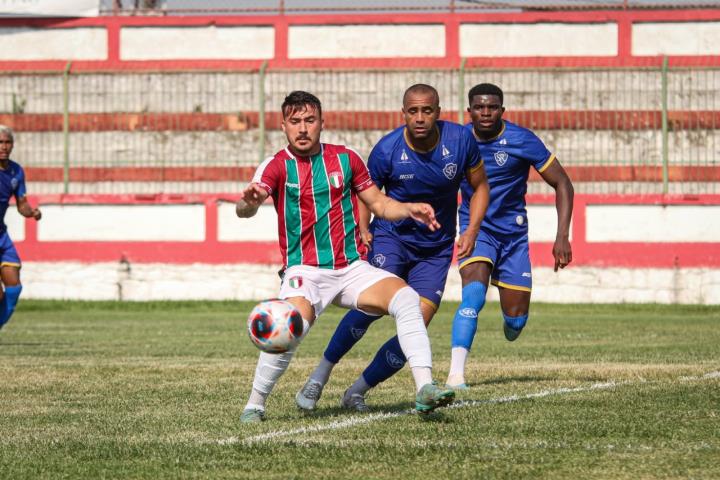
[450,282,487,350]
[503,312,528,332]
[0,284,22,329]
[362,336,406,387]
[323,309,381,364]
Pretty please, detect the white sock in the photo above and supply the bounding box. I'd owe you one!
[448,347,469,381]
[388,286,433,391]
[309,357,336,386]
[245,318,311,410]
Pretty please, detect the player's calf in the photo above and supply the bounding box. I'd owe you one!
[503,312,528,341]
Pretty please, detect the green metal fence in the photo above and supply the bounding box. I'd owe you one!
[0,64,718,195]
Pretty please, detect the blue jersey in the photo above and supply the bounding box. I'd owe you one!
[459,121,554,237]
[369,120,483,248]
[0,160,27,234]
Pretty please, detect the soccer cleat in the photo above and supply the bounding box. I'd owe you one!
[341,388,370,413]
[503,322,523,341]
[295,379,324,411]
[240,408,266,423]
[415,382,455,414]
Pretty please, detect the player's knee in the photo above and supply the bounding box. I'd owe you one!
[388,286,420,319]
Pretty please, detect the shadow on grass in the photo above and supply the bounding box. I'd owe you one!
[292,399,454,423]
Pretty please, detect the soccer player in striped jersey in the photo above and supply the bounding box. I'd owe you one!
[236,91,455,423]
[0,125,42,331]
[445,83,574,389]
[295,84,490,413]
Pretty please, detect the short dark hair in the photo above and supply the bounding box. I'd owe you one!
[403,83,439,107]
[468,83,503,106]
[282,90,322,118]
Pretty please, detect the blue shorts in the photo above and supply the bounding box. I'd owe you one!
[0,231,21,268]
[367,231,454,309]
[458,229,531,292]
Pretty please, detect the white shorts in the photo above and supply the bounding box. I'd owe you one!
[278,260,398,318]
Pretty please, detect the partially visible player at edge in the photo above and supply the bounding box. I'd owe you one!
[295,84,490,412]
[446,83,574,388]
[0,125,42,331]
[236,91,455,423]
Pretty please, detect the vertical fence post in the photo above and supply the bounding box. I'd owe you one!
[661,55,669,195]
[258,60,268,164]
[457,57,466,124]
[62,61,72,195]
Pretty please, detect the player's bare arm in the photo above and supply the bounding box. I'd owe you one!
[358,184,440,232]
[236,183,269,218]
[357,200,373,247]
[16,196,41,221]
[539,159,574,271]
[456,163,490,259]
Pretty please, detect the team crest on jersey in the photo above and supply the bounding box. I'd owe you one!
[371,253,386,268]
[10,178,18,190]
[288,276,303,289]
[443,162,457,180]
[328,171,343,189]
[494,151,508,166]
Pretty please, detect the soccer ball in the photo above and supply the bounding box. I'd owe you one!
[246,299,304,353]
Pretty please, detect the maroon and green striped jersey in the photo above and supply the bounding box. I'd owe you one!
[253,143,375,270]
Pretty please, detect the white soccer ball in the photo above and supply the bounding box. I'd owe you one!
[246,299,304,354]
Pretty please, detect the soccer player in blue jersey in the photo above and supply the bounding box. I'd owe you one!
[296,84,490,412]
[445,83,574,389]
[0,126,42,331]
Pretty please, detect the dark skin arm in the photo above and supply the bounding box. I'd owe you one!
[456,163,490,259]
[16,196,41,220]
[538,159,574,271]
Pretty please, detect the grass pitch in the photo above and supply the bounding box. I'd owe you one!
[1,300,719,479]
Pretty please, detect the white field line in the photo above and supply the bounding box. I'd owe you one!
[220,370,719,446]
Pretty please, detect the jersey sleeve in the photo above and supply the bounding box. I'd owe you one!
[462,128,484,173]
[347,148,375,193]
[251,156,280,196]
[524,130,555,173]
[366,142,390,190]
[14,164,27,199]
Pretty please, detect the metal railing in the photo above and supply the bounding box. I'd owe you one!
[1,62,718,195]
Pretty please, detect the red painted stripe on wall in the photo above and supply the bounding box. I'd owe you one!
[3,111,720,132]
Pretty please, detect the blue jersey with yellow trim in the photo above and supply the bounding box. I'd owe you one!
[459,120,554,236]
[0,160,27,234]
[370,120,482,248]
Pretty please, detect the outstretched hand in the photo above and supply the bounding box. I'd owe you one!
[553,236,572,272]
[408,203,441,232]
[239,183,268,209]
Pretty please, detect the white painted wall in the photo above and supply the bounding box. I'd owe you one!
[459,23,617,57]
[633,21,720,56]
[0,27,107,60]
[120,26,275,60]
[288,24,446,58]
[18,261,720,304]
[5,208,25,242]
[218,202,279,242]
[36,204,206,241]
[586,205,720,242]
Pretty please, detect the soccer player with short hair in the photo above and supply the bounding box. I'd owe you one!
[0,125,42,331]
[295,84,490,412]
[237,91,455,422]
[445,83,574,389]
